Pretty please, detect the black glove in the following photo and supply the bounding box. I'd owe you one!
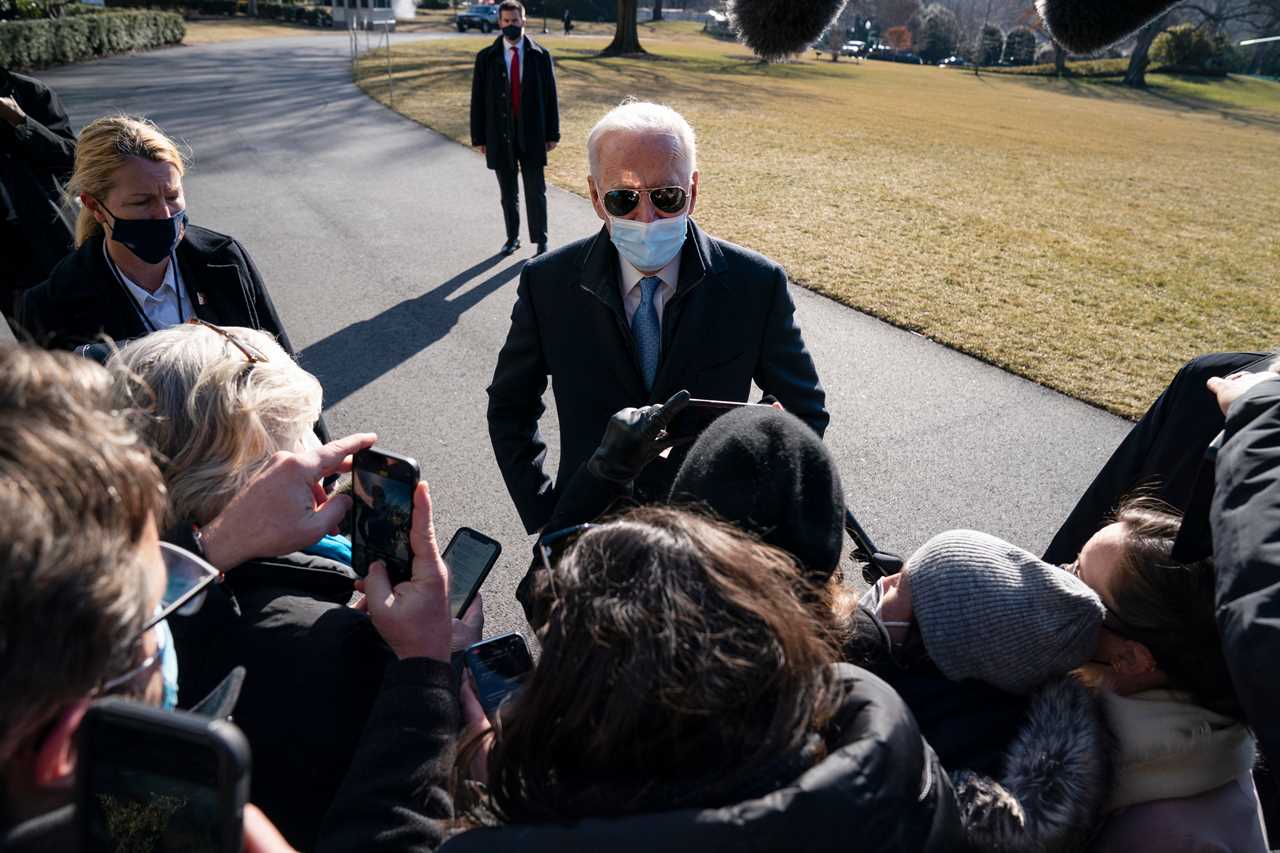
[587,390,692,484]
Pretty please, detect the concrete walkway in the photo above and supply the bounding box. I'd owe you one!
[24,34,1132,634]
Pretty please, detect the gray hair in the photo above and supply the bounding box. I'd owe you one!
[109,324,322,526]
[586,100,697,184]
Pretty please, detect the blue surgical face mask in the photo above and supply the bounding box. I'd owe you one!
[154,613,180,711]
[609,213,688,273]
[99,199,187,265]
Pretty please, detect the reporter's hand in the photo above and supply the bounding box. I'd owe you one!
[476,144,486,154]
[545,141,558,152]
[243,804,296,853]
[200,433,377,570]
[0,96,24,127]
[452,592,485,653]
[358,482,452,662]
[459,671,493,784]
[587,389,691,483]
[1207,370,1279,416]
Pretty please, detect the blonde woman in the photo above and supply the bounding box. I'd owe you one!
[16,114,293,356]
[108,322,382,849]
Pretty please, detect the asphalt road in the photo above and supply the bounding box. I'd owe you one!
[23,34,1133,636]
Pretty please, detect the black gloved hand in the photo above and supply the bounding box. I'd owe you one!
[587,390,692,484]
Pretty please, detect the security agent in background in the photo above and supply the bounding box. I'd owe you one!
[0,67,75,332]
[487,101,828,534]
[470,0,559,257]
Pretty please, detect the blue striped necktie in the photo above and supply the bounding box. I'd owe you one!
[632,275,662,391]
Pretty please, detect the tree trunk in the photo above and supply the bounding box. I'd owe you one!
[652,0,662,22]
[1053,40,1066,75]
[603,0,644,54]
[1124,14,1166,87]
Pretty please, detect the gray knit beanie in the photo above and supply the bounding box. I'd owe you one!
[908,529,1106,695]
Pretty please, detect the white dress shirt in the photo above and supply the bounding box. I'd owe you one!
[619,253,680,327]
[106,242,193,331]
[503,36,524,84]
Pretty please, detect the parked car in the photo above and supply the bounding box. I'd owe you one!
[456,3,499,32]
[841,40,866,56]
[937,54,971,67]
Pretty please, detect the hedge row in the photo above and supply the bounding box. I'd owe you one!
[255,2,330,24]
[0,9,183,68]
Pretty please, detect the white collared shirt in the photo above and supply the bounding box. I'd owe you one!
[105,241,193,331]
[503,36,524,84]
[618,253,680,327]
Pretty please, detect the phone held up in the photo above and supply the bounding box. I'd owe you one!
[443,526,502,619]
[351,446,420,585]
[76,699,250,853]
[464,632,533,722]
[662,399,772,443]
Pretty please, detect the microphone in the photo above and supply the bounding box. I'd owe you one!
[1035,0,1180,54]
[728,0,849,62]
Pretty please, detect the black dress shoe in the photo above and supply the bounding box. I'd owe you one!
[501,238,521,256]
[536,243,548,256]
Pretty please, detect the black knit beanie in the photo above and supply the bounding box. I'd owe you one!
[668,406,845,582]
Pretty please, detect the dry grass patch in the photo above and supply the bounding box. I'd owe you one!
[357,27,1280,418]
[183,17,332,43]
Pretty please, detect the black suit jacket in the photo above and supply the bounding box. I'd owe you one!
[16,224,295,354]
[470,35,559,170]
[487,219,829,533]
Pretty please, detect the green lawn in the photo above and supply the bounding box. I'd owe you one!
[356,25,1279,418]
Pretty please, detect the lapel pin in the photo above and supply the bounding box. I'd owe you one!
[197,292,207,306]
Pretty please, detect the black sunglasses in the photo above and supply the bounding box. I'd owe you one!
[603,186,688,218]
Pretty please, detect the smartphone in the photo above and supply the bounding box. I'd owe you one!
[444,526,502,619]
[464,632,533,721]
[664,399,771,442]
[351,446,420,584]
[76,698,250,853]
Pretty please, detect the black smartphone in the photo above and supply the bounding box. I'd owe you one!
[464,632,533,721]
[444,526,502,619]
[664,399,771,442]
[76,698,250,853]
[351,446,420,584]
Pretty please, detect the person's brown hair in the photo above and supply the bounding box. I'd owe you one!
[1107,496,1238,716]
[483,506,840,822]
[497,0,524,18]
[66,115,187,247]
[0,345,166,767]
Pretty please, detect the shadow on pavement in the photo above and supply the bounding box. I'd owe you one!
[299,253,519,405]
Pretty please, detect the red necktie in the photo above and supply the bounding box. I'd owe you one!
[510,46,521,116]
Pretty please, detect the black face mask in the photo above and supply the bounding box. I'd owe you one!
[502,24,522,41]
[98,201,187,265]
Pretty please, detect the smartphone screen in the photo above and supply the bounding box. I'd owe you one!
[78,701,248,853]
[352,448,419,583]
[465,633,533,720]
[444,527,502,619]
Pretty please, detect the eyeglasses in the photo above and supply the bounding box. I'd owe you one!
[187,318,269,364]
[602,186,688,218]
[535,523,597,574]
[97,543,222,697]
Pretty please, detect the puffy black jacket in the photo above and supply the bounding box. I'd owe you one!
[1213,375,1280,762]
[321,661,964,852]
